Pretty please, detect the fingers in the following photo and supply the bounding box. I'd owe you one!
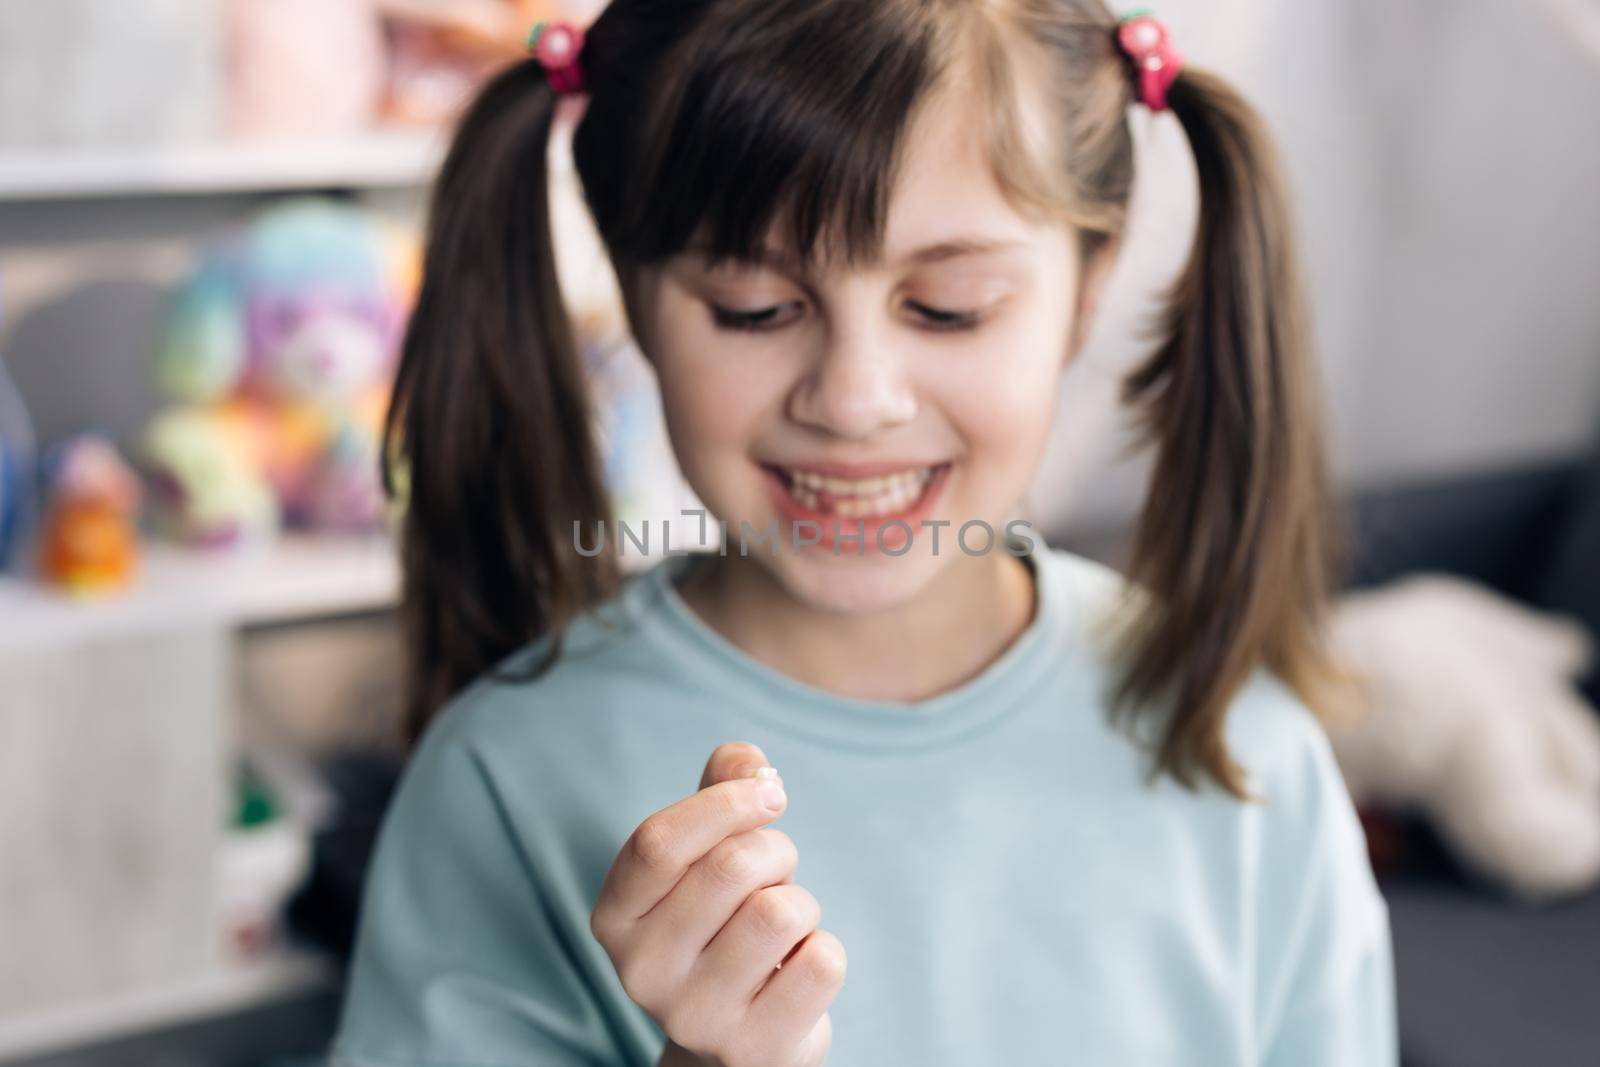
[746,929,847,1053]
[635,827,799,968]
[596,769,788,925]
[700,740,772,790]
[693,883,822,1004]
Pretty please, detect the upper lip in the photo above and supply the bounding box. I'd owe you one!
[762,459,949,479]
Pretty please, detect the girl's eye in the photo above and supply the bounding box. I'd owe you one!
[908,302,982,332]
[711,303,795,332]
[709,300,985,333]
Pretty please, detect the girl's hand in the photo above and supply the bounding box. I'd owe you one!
[590,741,846,1067]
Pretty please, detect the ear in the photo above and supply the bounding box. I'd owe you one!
[1067,235,1121,364]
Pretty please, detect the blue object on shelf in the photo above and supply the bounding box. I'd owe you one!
[0,277,39,574]
[0,351,36,575]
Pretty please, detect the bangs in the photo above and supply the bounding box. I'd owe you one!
[605,0,950,274]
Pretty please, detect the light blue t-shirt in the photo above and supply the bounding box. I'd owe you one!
[332,545,1398,1066]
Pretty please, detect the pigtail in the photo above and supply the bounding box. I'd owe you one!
[1112,68,1357,800]
[383,58,618,746]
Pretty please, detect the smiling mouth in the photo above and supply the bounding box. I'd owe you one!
[762,462,950,519]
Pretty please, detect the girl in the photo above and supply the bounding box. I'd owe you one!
[333,2,1397,1066]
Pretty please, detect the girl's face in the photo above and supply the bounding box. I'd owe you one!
[623,84,1106,616]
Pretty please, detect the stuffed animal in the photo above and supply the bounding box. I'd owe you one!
[1326,573,1600,901]
[143,403,279,548]
[37,435,142,596]
[146,197,416,546]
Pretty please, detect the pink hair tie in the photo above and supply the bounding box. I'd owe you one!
[1116,11,1182,112]
[527,19,588,96]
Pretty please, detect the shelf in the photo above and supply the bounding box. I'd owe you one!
[0,534,401,650]
[0,129,447,202]
[0,531,696,650]
[0,947,338,1063]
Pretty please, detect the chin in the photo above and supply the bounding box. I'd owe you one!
[757,541,951,617]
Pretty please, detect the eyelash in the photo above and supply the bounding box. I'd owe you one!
[710,301,983,334]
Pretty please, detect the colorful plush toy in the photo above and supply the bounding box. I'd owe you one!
[146,197,417,547]
[37,435,142,596]
[143,403,280,548]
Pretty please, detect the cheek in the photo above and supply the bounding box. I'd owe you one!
[938,312,1068,467]
[659,370,752,468]
[650,327,787,481]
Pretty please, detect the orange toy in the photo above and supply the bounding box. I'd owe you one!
[38,436,142,596]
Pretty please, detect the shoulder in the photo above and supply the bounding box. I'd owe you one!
[414,556,687,766]
[1224,668,1392,1013]
[1034,546,1350,802]
[1225,666,1348,810]
[1235,674,1394,1045]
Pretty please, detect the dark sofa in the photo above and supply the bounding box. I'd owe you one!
[1339,454,1600,1067]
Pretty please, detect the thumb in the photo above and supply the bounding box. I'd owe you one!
[699,740,774,790]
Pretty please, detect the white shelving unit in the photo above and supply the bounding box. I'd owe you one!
[0,948,338,1063]
[0,129,447,202]
[0,124,448,1063]
[0,531,677,652]
[0,536,392,1063]
[0,110,631,1064]
[0,534,402,652]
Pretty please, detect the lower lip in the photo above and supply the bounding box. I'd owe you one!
[760,463,952,554]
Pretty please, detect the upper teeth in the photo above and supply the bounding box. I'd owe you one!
[781,465,937,519]
[788,467,934,497]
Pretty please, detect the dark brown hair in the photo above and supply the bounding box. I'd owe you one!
[385,0,1354,799]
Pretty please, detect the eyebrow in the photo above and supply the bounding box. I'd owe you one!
[690,236,1026,272]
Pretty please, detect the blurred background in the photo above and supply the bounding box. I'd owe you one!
[0,1,1596,1065]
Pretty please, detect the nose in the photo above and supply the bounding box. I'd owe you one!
[786,320,918,439]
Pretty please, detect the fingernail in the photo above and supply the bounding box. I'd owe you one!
[731,762,762,779]
[757,768,786,810]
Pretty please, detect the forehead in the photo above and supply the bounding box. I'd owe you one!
[654,21,1076,283]
[729,87,1052,276]
[880,77,1042,263]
